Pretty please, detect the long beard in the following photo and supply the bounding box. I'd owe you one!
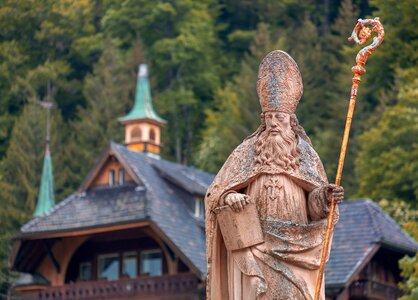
[254,125,300,172]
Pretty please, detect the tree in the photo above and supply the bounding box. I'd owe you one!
[65,42,137,189]
[0,0,105,159]
[355,81,418,206]
[103,0,221,164]
[196,23,283,172]
[399,221,418,300]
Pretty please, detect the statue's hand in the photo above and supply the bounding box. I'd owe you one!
[225,193,251,213]
[325,184,344,205]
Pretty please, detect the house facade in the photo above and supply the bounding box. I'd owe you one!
[9,65,418,300]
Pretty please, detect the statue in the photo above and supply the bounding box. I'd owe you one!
[205,50,344,300]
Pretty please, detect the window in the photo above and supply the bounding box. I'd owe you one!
[109,170,115,186]
[122,252,137,278]
[119,169,125,185]
[149,129,156,142]
[194,198,205,218]
[79,262,92,281]
[140,250,162,276]
[98,253,119,281]
[131,127,142,141]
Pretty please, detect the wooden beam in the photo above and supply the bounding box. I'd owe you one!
[20,221,150,240]
[42,240,60,273]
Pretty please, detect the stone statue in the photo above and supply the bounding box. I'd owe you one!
[205,50,344,300]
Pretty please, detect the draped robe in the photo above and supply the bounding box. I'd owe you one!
[205,129,339,300]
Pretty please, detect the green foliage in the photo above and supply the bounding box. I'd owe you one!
[355,81,418,205]
[399,252,418,300]
[0,0,105,158]
[399,220,418,300]
[66,42,137,189]
[0,102,65,290]
[103,0,221,163]
[196,23,281,172]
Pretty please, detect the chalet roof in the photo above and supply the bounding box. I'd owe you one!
[18,143,213,278]
[325,199,418,288]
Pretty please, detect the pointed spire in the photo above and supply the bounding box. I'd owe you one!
[34,83,55,217]
[119,64,166,155]
[34,147,55,217]
[119,64,166,124]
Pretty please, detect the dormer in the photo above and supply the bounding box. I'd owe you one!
[119,64,166,156]
[90,155,134,188]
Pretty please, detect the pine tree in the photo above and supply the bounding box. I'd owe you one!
[65,42,137,189]
[196,24,283,172]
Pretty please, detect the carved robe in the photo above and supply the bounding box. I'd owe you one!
[205,130,338,300]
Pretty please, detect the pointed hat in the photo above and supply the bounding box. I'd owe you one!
[257,50,303,113]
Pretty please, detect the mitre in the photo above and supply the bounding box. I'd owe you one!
[257,50,303,114]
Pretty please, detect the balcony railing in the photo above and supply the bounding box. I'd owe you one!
[19,273,201,300]
[349,279,402,300]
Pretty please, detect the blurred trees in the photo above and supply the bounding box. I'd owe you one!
[356,83,418,206]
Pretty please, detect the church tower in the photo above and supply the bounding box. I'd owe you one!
[119,64,166,156]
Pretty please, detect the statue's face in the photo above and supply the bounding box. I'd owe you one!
[264,112,290,135]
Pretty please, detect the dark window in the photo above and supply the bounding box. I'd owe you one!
[109,170,115,186]
[79,262,92,281]
[119,169,125,185]
[149,129,156,142]
[131,127,142,141]
[140,250,162,276]
[122,252,137,278]
[98,253,119,281]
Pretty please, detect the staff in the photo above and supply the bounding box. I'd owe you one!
[314,17,385,300]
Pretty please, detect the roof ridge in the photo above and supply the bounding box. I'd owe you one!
[364,200,383,243]
[367,200,418,249]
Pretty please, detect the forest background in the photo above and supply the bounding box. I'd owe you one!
[0,0,417,298]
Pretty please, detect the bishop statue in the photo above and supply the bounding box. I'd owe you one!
[205,50,344,300]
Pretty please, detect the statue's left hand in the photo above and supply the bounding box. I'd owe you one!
[325,184,344,204]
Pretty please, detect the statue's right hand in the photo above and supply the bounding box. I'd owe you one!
[225,193,251,213]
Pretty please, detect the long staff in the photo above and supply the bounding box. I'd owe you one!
[314,18,384,300]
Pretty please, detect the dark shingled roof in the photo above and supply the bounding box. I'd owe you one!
[19,143,214,278]
[21,185,147,234]
[325,199,418,287]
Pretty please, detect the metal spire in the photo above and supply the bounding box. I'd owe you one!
[34,81,55,217]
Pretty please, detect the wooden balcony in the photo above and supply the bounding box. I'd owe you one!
[19,273,202,300]
[349,279,402,300]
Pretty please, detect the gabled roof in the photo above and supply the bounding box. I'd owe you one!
[16,143,214,278]
[325,199,418,288]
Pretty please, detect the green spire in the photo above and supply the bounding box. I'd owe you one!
[35,96,55,217]
[119,64,166,123]
[34,147,55,217]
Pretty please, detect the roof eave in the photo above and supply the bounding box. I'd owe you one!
[118,116,167,126]
[380,240,418,256]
